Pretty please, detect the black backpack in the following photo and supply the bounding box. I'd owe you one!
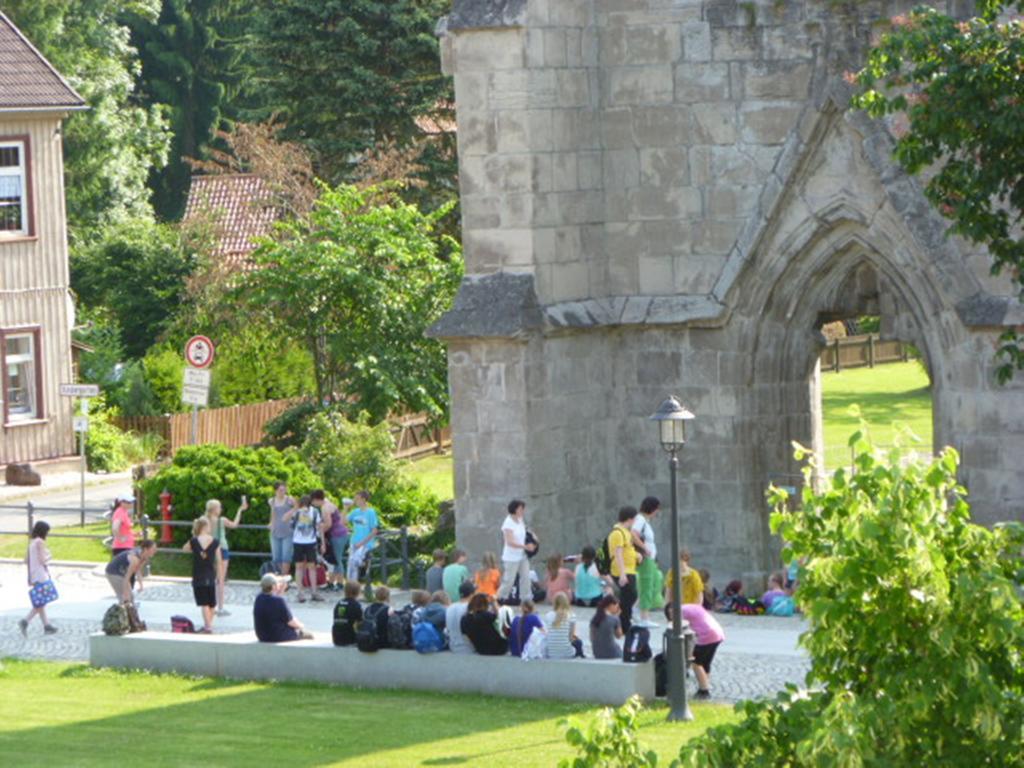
[356,604,387,652]
[623,625,652,663]
[596,534,613,576]
[387,605,415,650]
[332,600,359,646]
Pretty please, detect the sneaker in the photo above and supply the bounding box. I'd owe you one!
[694,689,711,700]
[18,619,28,637]
[43,624,58,635]
[216,608,231,617]
[310,592,325,602]
[197,627,213,634]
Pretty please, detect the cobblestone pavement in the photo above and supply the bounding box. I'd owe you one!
[1,563,810,703]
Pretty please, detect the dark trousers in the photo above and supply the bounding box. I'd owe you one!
[618,574,638,633]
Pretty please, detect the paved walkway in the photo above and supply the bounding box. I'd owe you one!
[0,562,810,703]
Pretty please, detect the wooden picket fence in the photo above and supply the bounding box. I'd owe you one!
[113,399,450,459]
[820,334,910,372]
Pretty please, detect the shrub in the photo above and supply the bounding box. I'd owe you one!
[300,410,400,497]
[676,426,1024,768]
[142,346,186,413]
[262,399,321,449]
[559,696,659,768]
[139,444,324,554]
[85,399,163,472]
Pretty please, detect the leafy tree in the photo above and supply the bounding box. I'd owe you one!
[240,183,462,422]
[854,3,1024,382]
[210,326,315,407]
[240,0,455,189]
[300,411,399,499]
[675,427,1024,767]
[142,346,186,413]
[71,219,195,358]
[3,0,170,230]
[127,0,244,220]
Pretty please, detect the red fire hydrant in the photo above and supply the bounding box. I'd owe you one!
[159,489,173,544]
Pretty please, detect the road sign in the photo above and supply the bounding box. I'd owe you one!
[181,385,210,407]
[73,416,89,432]
[183,367,211,387]
[60,383,99,398]
[184,335,215,369]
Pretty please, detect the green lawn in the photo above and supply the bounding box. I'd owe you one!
[821,361,933,468]
[0,660,737,767]
[403,452,455,500]
[0,522,109,562]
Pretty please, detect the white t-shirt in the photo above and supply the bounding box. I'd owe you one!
[501,515,526,562]
[633,514,657,560]
[291,507,321,545]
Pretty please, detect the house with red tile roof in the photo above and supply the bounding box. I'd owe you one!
[183,173,279,272]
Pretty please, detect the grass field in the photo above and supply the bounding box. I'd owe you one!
[402,453,455,500]
[821,361,933,468]
[0,660,737,767]
[0,521,109,562]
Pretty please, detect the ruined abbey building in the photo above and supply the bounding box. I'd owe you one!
[428,0,1024,581]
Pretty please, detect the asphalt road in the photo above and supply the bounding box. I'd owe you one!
[0,477,129,534]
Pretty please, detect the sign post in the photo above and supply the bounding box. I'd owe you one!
[61,383,99,525]
[183,336,215,445]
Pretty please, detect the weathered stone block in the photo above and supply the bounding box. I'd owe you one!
[453,29,526,71]
[741,61,813,99]
[739,102,802,145]
[681,21,711,61]
[691,102,739,144]
[674,62,731,101]
[628,185,703,221]
[602,24,681,66]
[632,106,692,146]
[456,110,497,155]
[711,27,761,61]
[638,255,675,295]
[603,148,641,188]
[604,66,675,106]
[639,147,690,187]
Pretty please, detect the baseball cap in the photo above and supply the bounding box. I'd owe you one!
[260,573,290,590]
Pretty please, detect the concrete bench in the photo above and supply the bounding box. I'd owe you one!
[89,631,655,706]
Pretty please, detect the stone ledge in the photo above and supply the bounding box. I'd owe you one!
[956,293,1024,328]
[545,294,727,330]
[428,272,543,340]
[89,631,655,705]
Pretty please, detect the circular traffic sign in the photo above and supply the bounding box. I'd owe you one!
[184,335,215,369]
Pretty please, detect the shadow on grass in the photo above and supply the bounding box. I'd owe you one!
[0,663,590,768]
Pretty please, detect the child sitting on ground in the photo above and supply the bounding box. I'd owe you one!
[425,549,446,594]
[332,581,363,646]
[408,589,431,621]
[508,598,545,658]
[545,592,584,658]
[719,579,744,612]
[474,551,501,597]
[589,594,624,659]
[760,573,787,610]
[442,548,472,602]
[544,553,575,604]
[419,590,450,634]
[573,546,607,607]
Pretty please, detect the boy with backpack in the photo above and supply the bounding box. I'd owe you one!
[607,506,640,633]
[283,495,327,603]
[332,581,364,646]
[357,585,393,652]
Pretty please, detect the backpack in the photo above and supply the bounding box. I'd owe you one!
[767,596,795,617]
[332,600,359,646]
[412,620,445,654]
[171,615,195,633]
[596,533,613,576]
[623,625,652,663]
[388,605,415,650]
[356,604,387,652]
[735,598,766,616]
[125,602,147,633]
[302,563,328,589]
[102,603,130,636]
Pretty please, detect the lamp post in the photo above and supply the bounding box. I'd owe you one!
[650,396,695,722]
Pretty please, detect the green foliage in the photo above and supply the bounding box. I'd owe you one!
[209,326,315,407]
[141,347,186,413]
[853,4,1024,381]
[71,219,195,358]
[261,400,321,450]
[300,411,399,497]
[239,0,454,188]
[85,398,163,471]
[559,696,659,768]
[139,444,323,552]
[676,426,1024,767]
[115,360,160,417]
[73,307,126,392]
[240,183,462,422]
[3,0,170,230]
[127,0,244,219]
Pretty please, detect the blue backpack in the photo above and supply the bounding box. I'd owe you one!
[413,621,445,654]
[767,596,796,617]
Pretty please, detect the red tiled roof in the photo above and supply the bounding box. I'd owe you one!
[0,12,85,111]
[183,174,280,271]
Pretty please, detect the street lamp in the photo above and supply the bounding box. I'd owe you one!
[650,396,695,722]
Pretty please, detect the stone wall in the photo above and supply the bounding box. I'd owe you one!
[433,0,1024,583]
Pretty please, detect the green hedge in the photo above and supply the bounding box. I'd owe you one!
[139,444,324,555]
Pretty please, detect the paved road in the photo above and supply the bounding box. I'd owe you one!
[0,562,810,703]
[0,475,130,533]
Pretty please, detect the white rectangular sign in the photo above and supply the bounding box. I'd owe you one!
[181,385,209,407]
[183,367,211,387]
[73,416,89,433]
[60,383,100,398]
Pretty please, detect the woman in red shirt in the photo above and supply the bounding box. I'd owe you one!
[110,496,135,556]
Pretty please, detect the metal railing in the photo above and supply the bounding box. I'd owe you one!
[0,502,411,589]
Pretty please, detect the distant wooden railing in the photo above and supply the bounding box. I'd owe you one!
[113,398,450,459]
[820,334,910,372]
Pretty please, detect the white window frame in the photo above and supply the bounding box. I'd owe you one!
[1,327,44,425]
[0,138,29,239]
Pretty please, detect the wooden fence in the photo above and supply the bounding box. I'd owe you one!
[113,399,450,460]
[820,334,910,372]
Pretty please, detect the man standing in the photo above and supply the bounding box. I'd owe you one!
[253,573,311,642]
[608,506,639,633]
[347,491,380,583]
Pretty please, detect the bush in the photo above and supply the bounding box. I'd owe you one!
[142,346,187,414]
[138,444,324,554]
[85,399,163,472]
[262,399,321,450]
[559,696,659,768]
[676,425,1024,767]
[300,410,400,497]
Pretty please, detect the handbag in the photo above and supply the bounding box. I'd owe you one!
[29,579,58,608]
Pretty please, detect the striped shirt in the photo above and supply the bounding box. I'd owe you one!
[544,610,576,659]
